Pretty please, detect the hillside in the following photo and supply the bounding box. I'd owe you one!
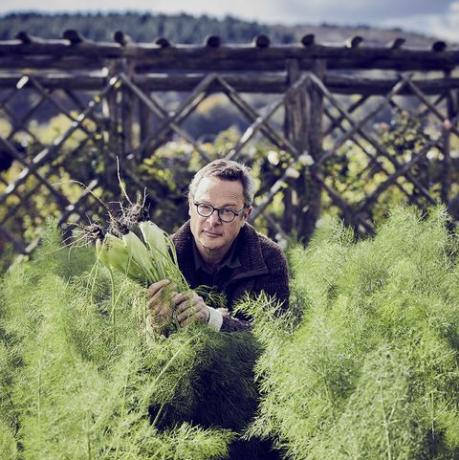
[0,11,442,46]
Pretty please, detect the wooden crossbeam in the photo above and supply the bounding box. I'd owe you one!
[0,78,118,207]
[1,41,458,72]
[310,73,437,205]
[356,135,441,214]
[118,73,211,162]
[216,76,299,155]
[225,74,310,160]
[400,74,459,138]
[133,73,218,156]
[312,171,375,234]
[322,105,415,203]
[323,95,369,136]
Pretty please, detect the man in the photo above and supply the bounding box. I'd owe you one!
[148,159,289,332]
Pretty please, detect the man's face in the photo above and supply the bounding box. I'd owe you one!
[189,177,250,257]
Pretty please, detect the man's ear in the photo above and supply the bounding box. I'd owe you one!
[242,206,252,224]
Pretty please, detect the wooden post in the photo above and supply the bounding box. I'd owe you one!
[441,70,456,205]
[121,57,134,158]
[300,59,326,242]
[103,61,123,194]
[138,92,152,154]
[283,59,308,235]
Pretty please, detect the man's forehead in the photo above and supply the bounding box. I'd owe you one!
[194,177,244,202]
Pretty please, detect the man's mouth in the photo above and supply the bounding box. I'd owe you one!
[203,230,222,237]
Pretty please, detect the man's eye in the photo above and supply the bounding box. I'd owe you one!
[199,205,213,213]
[221,208,236,216]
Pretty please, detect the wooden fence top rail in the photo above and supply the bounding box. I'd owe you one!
[0,33,457,71]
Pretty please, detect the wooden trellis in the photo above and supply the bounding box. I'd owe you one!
[0,31,459,254]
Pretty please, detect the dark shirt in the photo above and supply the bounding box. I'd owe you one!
[191,238,241,290]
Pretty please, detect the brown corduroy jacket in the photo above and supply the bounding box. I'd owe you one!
[172,221,289,332]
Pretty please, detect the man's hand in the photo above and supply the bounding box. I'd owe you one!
[173,291,210,327]
[147,279,177,329]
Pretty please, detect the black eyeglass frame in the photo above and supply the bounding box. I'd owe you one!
[193,202,246,223]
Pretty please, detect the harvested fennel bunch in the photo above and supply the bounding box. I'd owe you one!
[84,197,189,334]
[95,220,188,291]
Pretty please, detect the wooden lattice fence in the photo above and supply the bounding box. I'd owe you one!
[0,32,459,256]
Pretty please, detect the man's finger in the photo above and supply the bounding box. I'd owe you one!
[148,287,177,310]
[176,302,198,324]
[147,279,171,297]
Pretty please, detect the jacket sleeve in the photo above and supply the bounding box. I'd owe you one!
[221,314,252,332]
[220,244,290,332]
[258,242,290,313]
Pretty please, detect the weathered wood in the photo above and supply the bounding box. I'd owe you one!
[216,75,300,154]
[57,178,100,225]
[400,74,459,138]
[0,57,105,71]
[357,135,440,213]
[63,30,89,45]
[324,94,369,136]
[387,38,405,49]
[300,60,326,241]
[205,35,221,48]
[134,73,218,155]
[312,170,375,234]
[323,104,419,204]
[345,36,364,49]
[2,72,459,96]
[0,79,118,207]
[114,31,134,47]
[0,223,26,253]
[313,73,437,205]
[119,73,211,162]
[225,74,310,160]
[0,41,458,71]
[301,34,315,47]
[282,59,307,233]
[1,34,459,252]
[441,71,456,204]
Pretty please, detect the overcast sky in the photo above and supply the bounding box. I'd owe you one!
[1,0,458,42]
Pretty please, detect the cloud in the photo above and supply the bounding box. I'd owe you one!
[379,1,459,42]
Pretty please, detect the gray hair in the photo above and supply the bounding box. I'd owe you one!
[189,159,255,207]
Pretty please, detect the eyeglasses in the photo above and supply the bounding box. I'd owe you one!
[194,202,245,223]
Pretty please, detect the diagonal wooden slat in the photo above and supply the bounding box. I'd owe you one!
[224,74,310,160]
[0,223,26,253]
[319,75,409,165]
[313,171,375,234]
[323,95,369,137]
[28,78,103,141]
[118,73,211,162]
[0,138,71,208]
[133,73,219,156]
[57,178,100,225]
[322,105,416,203]
[216,75,301,157]
[310,73,437,205]
[356,135,442,214]
[1,102,45,147]
[400,74,459,138]
[0,77,119,207]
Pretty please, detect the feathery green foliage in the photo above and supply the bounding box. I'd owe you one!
[0,227,239,459]
[239,206,459,459]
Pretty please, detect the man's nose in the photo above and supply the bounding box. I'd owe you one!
[207,209,222,225]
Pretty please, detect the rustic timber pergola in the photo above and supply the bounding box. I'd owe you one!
[0,31,459,254]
